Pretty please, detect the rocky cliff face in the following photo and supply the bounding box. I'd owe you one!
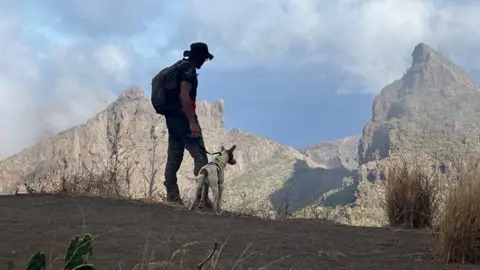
[0,86,356,214]
[299,135,361,170]
[358,43,480,165]
[0,86,224,194]
[355,43,480,208]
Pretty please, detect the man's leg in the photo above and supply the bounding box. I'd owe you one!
[185,116,213,209]
[164,117,185,204]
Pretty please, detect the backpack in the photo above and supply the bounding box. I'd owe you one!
[151,61,184,115]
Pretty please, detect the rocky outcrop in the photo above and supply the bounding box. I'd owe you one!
[355,43,480,208]
[358,43,480,165]
[0,86,226,195]
[299,135,361,170]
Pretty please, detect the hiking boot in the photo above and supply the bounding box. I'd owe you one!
[170,197,184,206]
[167,193,184,206]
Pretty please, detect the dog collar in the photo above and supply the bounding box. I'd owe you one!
[215,155,225,167]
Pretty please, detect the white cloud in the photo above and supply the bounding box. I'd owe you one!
[181,0,480,92]
[0,11,41,157]
[35,42,130,138]
[3,0,480,157]
[34,0,162,37]
[22,0,480,90]
[34,0,480,93]
[0,12,129,158]
[95,44,130,81]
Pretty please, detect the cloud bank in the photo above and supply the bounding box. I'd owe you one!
[1,0,480,157]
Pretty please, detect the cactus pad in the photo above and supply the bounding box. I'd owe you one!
[64,233,93,270]
[26,251,46,270]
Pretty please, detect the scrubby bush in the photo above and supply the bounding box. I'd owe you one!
[383,156,439,229]
[438,156,480,264]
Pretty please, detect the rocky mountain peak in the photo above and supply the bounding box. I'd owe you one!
[355,43,480,211]
[358,43,480,165]
[411,43,436,64]
[117,85,146,101]
[402,42,477,91]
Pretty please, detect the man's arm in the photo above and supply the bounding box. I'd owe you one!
[179,81,195,123]
[178,63,197,123]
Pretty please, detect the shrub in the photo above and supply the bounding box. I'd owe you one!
[384,157,439,228]
[438,157,480,264]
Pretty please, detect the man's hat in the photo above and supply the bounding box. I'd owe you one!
[183,42,214,60]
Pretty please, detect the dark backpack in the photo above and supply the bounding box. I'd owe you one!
[151,61,184,115]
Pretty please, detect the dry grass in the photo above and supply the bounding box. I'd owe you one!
[437,156,480,264]
[383,136,480,265]
[127,237,294,270]
[383,156,439,229]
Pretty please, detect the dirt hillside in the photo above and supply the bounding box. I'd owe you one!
[0,194,477,269]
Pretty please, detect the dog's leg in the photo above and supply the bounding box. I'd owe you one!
[189,186,198,210]
[218,184,223,213]
[189,174,204,210]
[199,184,206,208]
[218,173,224,213]
[210,180,220,215]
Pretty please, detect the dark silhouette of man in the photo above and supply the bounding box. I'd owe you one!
[158,42,214,209]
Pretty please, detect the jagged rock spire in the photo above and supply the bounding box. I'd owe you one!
[402,42,477,90]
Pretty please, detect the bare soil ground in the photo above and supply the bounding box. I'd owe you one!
[0,194,478,270]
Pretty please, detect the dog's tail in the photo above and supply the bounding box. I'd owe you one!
[180,171,207,181]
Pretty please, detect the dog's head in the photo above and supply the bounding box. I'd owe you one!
[220,145,237,165]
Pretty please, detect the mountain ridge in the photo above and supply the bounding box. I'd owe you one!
[2,42,476,226]
[0,86,357,216]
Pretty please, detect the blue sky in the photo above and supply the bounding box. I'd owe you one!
[2,0,480,157]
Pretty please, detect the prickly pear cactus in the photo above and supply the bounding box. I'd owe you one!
[73,264,96,270]
[26,251,46,270]
[64,233,94,270]
[26,233,95,270]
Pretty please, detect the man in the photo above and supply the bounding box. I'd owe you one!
[151,42,214,208]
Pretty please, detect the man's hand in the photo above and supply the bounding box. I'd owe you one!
[189,121,201,138]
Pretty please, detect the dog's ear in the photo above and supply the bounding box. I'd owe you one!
[227,145,236,153]
[220,146,225,151]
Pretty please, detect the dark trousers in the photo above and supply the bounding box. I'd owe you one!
[164,113,209,201]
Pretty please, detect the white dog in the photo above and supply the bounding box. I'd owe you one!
[186,145,237,215]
